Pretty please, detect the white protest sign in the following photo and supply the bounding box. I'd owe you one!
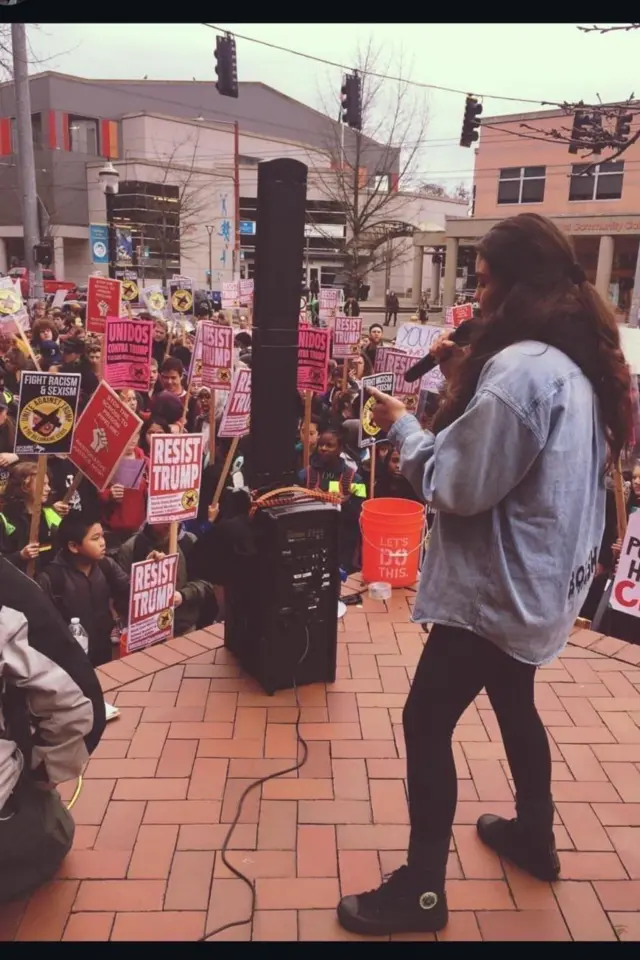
[610,511,640,617]
[148,434,203,524]
[126,554,179,653]
[219,368,251,437]
[620,326,640,375]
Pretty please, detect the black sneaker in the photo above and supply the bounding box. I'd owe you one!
[477,814,561,882]
[336,865,448,937]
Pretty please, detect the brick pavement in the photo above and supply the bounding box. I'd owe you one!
[1,579,640,941]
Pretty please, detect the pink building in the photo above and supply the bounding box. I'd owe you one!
[413,104,640,319]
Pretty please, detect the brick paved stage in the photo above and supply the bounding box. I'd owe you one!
[2,579,640,941]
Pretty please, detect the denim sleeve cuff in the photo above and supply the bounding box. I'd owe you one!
[388,413,424,448]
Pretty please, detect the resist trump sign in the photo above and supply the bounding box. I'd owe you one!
[148,433,203,524]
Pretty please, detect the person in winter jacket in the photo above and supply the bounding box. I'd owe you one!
[0,556,106,902]
[0,461,69,575]
[37,513,130,667]
[30,319,63,370]
[115,523,215,636]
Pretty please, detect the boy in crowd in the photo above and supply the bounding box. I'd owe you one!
[37,513,130,667]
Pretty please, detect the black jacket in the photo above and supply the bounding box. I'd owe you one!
[37,552,130,667]
[47,456,101,519]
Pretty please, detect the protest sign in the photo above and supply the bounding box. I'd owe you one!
[169,276,194,317]
[333,315,362,359]
[239,279,254,305]
[142,284,167,319]
[319,287,339,326]
[0,277,30,334]
[51,288,69,311]
[222,281,240,309]
[115,269,140,306]
[446,303,474,328]
[126,554,179,653]
[374,347,421,412]
[148,433,203,524]
[620,326,640,375]
[219,368,251,437]
[198,322,233,390]
[359,372,394,449]
[87,276,121,335]
[15,372,81,456]
[104,317,154,391]
[69,381,142,491]
[297,327,331,393]
[610,512,640,617]
[396,322,444,353]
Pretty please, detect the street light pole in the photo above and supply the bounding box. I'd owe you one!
[98,161,120,280]
[205,224,214,291]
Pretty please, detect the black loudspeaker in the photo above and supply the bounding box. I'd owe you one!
[224,501,339,694]
[249,158,308,490]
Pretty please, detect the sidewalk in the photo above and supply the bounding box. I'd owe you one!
[1,579,639,942]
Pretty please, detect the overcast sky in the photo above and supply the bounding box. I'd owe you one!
[28,22,639,191]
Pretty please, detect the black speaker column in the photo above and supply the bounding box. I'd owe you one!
[249,158,308,490]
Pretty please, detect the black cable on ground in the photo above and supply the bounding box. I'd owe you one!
[198,628,311,941]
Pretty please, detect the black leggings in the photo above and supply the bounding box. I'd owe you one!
[403,624,553,848]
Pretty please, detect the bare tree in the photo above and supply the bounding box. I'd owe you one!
[313,40,429,293]
[577,23,640,34]
[125,136,211,284]
[419,182,446,197]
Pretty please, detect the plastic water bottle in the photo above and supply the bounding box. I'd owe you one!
[69,618,89,655]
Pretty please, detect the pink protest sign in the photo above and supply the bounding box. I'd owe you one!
[198,322,233,390]
[218,368,251,437]
[374,347,421,412]
[104,317,154,391]
[333,315,362,359]
[297,327,330,393]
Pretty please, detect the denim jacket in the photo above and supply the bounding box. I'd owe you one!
[388,340,607,666]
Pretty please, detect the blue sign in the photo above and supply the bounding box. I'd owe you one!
[115,227,133,265]
[239,220,256,236]
[89,224,109,264]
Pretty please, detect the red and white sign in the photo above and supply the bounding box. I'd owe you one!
[239,279,254,304]
[87,276,122,335]
[148,433,203,524]
[333,315,362,359]
[319,287,339,324]
[104,317,153,391]
[374,347,421,412]
[610,512,640,617]
[126,555,179,653]
[446,303,474,328]
[297,327,331,393]
[198,322,233,390]
[69,381,142,491]
[221,281,239,309]
[219,368,251,437]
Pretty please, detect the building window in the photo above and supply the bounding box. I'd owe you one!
[569,161,624,202]
[373,174,390,193]
[9,113,43,151]
[497,166,546,205]
[68,115,98,155]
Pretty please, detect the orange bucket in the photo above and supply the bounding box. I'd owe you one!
[361,498,425,587]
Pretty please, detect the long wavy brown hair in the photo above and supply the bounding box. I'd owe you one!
[433,213,632,463]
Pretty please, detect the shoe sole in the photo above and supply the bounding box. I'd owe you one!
[336,903,448,937]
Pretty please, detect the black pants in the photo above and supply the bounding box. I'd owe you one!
[403,624,553,850]
[384,311,398,326]
[0,777,75,903]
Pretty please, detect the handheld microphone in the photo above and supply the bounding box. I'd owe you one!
[403,319,477,383]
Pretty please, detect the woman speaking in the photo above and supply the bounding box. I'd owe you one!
[336,213,632,937]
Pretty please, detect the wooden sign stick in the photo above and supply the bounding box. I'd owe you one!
[612,459,628,543]
[26,455,48,579]
[369,445,377,500]
[208,389,216,462]
[211,437,239,508]
[342,360,348,391]
[303,390,312,475]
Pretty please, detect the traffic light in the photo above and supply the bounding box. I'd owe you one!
[616,112,632,142]
[568,110,591,154]
[340,73,362,131]
[33,241,52,268]
[214,34,238,99]
[460,96,482,148]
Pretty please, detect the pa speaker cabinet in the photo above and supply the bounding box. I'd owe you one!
[224,500,340,694]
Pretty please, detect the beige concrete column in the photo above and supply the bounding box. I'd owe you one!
[629,237,640,328]
[0,238,7,275]
[411,246,424,303]
[595,235,614,299]
[53,235,65,279]
[431,257,441,303]
[442,237,459,308]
